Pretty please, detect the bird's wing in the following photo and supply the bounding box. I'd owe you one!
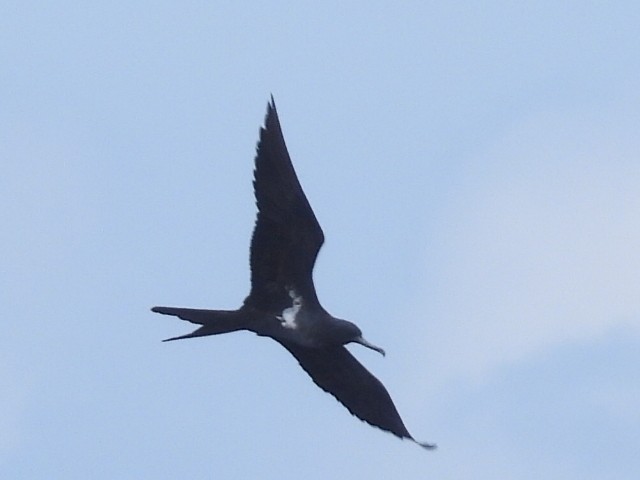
[279,342,434,447]
[245,98,325,315]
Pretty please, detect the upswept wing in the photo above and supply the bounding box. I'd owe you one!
[280,342,435,448]
[245,98,325,315]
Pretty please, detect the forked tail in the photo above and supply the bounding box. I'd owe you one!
[151,307,247,341]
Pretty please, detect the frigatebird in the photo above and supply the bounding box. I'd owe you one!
[152,98,435,449]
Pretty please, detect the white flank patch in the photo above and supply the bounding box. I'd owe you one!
[279,288,302,329]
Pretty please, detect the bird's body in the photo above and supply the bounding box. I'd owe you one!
[152,98,435,449]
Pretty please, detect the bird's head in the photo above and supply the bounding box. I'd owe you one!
[333,319,386,356]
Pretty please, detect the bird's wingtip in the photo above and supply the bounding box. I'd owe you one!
[268,94,277,112]
[416,439,437,450]
[262,95,278,129]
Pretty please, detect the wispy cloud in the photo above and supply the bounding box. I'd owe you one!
[411,103,640,385]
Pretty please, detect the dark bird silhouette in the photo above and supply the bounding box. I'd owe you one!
[152,98,435,449]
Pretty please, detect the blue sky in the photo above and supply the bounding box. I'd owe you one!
[2,1,639,478]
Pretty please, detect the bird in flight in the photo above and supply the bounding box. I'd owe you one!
[152,97,435,449]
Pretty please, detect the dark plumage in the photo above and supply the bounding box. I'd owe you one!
[152,98,435,449]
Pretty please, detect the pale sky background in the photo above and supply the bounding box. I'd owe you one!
[2,2,639,479]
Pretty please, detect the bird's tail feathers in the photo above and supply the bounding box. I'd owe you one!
[151,307,247,341]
